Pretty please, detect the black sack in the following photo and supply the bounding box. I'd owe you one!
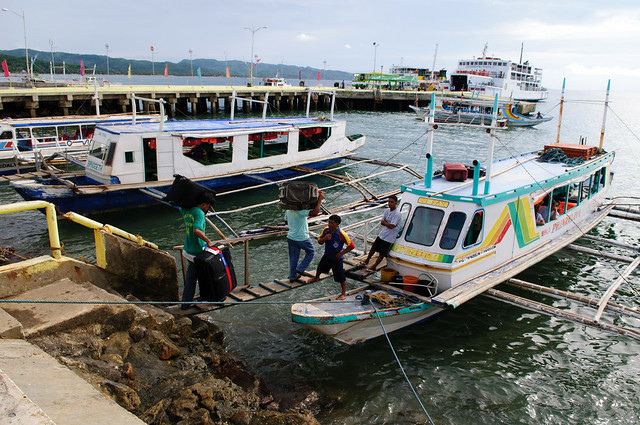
[278,181,319,210]
[164,174,216,209]
[194,244,237,302]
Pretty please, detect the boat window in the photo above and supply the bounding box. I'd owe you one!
[580,175,592,202]
[105,143,117,166]
[440,211,466,250]
[299,127,331,151]
[124,151,134,164]
[89,137,108,160]
[396,202,412,238]
[405,207,444,247]
[248,131,289,159]
[183,137,233,165]
[463,210,484,248]
[0,131,12,140]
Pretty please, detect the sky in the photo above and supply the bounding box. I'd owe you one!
[1,0,639,91]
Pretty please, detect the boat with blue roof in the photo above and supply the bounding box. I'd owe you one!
[10,91,365,214]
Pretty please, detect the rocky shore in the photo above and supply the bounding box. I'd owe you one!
[29,300,320,425]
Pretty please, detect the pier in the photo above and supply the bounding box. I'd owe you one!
[0,85,442,118]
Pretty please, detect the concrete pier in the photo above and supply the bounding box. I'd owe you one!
[0,85,442,118]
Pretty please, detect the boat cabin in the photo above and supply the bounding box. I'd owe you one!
[387,146,614,295]
[84,117,354,186]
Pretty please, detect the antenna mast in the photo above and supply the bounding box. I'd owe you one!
[431,44,438,79]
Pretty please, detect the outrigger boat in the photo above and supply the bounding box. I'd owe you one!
[10,90,365,214]
[408,95,551,127]
[0,113,161,176]
[293,84,620,344]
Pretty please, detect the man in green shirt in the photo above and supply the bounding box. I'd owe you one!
[284,191,324,281]
[180,191,215,310]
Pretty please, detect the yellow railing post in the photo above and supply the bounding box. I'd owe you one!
[94,229,107,268]
[45,203,62,259]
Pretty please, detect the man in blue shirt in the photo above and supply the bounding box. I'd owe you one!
[284,191,324,281]
[180,191,215,310]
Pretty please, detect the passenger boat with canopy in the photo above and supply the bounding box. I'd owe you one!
[10,90,365,214]
[293,83,622,344]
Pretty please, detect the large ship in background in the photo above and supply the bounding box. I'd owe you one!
[449,44,549,101]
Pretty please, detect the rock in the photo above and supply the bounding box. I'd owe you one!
[102,380,141,411]
[141,399,170,424]
[249,410,321,425]
[148,329,181,360]
[101,353,124,367]
[104,331,131,359]
[230,409,252,425]
[123,362,136,380]
[128,324,146,342]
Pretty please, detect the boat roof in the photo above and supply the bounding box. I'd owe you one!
[0,114,156,129]
[95,116,337,136]
[403,149,613,207]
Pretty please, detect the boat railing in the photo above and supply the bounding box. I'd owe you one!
[0,201,158,267]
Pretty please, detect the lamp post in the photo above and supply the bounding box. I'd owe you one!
[150,46,155,75]
[2,8,30,81]
[189,49,193,76]
[244,26,267,87]
[323,60,326,82]
[49,39,55,81]
[372,42,378,73]
[105,43,110,75]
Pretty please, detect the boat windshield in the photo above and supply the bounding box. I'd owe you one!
[440,211,466,250]
[405,207,444,247]
[89,136,109,160]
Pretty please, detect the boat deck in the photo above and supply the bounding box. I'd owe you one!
[403,149,611,205]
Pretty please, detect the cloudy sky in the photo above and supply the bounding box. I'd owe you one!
[1,0,639,90]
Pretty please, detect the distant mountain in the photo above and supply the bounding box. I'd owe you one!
[0,49,352,81]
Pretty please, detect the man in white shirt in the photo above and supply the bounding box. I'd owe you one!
[361,195,401,272]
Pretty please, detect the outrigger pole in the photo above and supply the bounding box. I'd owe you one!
[555,78,566,143]
[230,88,270,124]
[484,93,500,194]
[424,92,436,188]
[306,89,336,120]
[598,79,611,153]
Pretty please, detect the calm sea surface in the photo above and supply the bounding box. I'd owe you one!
[1,83,639,424]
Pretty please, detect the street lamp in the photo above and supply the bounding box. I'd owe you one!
[105,43,110,75]
[189,49,193,76]
[244,26,267,87]
[150,46,155,75]
[372,42,378,73]
[2,8,30,81]
[323,60,326,82]
[49,39,55,81]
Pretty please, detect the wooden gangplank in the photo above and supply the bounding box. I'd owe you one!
[0,170,84,184]
[166,257,373,316]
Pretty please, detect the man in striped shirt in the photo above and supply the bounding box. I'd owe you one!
[308,214,355,300]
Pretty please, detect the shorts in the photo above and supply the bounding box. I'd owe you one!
[371,237,393,257]
[317,256,346,283]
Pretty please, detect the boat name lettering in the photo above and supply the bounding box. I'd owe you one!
[392,244,443,261]
[85,161,103,172]
[418,198,449,208]
[454,246,495,263]
[540,209,582,237]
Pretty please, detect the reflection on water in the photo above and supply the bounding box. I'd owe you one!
[1,88,639,424]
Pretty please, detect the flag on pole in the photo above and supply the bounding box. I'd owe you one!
[317,71,321,81]
[225,66,230,78]
[298,70,301,80]
[2,60,9,78]
[197,67,202,87]
[80,60,85,76]
[164,63,168,77]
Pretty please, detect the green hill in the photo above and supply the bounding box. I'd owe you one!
[0,49,352,80]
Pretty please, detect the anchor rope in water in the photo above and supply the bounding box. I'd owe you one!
[370,301,435,425]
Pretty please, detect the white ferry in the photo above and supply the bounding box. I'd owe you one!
[450,44,548,101]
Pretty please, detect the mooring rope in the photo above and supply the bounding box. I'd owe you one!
[370,301,435,425]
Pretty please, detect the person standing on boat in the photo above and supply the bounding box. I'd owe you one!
[361,195,401,272]
[285,191,324,282]
[180,191,216,310]
[309,214,355,300]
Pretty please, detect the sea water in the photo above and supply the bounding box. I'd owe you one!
[1,87,639,424]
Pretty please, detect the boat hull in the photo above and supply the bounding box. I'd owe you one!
[292,289,443,345]
[11,157,344,214]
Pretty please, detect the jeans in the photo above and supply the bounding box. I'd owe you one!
[182,259,198,309]
[287,237,315,280]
